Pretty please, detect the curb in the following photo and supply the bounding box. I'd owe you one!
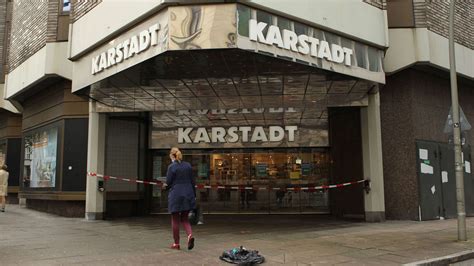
[404,250,474,266]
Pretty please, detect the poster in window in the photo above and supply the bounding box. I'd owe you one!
[301,163,311,176]
[198,163,209,179]
[256,163,267,178]
[24,127,58,188]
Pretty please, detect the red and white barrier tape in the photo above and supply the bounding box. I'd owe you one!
[88,172,368,191]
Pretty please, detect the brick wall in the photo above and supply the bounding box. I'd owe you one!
[71,0,101,23]
[363,0,386,10]
[0,0,7,81]
[414,0,473,49]
[3,0,11,77]
[7,0,68,73]
[8,0,48,73]
[46,0,59,42]
[413,0,427,27]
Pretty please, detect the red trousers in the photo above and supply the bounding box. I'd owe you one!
[171,211,192,244]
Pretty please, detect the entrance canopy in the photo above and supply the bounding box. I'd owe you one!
[88,49,375,148]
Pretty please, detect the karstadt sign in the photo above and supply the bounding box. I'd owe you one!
[91,23,161,75]
[178,126,298,144]
[249,19,353,66]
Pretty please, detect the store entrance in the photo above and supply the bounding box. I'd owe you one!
[150,148,330,214]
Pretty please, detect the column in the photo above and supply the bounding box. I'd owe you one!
[360,89,385,222]
[85,101,106,220]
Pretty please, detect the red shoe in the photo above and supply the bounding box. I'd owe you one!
[187,235,195,250]
[170,243,180,250]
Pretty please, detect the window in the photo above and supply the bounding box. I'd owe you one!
[23,127,59,188]
[62,0,71,13]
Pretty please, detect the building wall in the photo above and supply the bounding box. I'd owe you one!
[0,109,20,139]
[413,0,473,49]
[411,69,474,148]
[8,0,65,73]
[8,0,48,72]
[380,70,417,220]
[0,0,8,80]
[46,0,59,42]
[363,0,386,10]
[381,68,474,220]
[70,0,102,22]
[21,81,88,131]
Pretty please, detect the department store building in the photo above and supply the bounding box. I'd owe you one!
[64,1,386,221]
[3,0,472,221]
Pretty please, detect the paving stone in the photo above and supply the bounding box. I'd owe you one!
[3,205,474,265]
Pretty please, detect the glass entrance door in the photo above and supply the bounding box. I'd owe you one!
[152,148,330,214]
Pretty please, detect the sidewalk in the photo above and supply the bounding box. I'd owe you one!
[2,205,474,265]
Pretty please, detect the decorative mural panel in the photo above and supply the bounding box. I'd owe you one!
[168,4,237,50]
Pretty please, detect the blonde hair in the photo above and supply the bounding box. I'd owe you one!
[170,147,183,162]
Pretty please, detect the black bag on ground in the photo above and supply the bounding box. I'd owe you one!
[188,208,198,225]
[219,246,265,265]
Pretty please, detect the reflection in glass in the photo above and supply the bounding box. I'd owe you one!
[237,5,251,37]
[23,127,58,188]
[355,42,367,69]
[256,10,272,36]
[368,47,380,72]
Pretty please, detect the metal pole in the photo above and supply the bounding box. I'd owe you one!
[448,0,467,241]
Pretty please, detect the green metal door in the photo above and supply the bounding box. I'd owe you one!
[416,141,443,220]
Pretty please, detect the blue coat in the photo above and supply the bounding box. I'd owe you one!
[166,161,196,213]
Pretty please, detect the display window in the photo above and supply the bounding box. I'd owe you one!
[152,148,330,213]
[22,126,60,189]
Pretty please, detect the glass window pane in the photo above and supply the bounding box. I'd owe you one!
[237,5,251,37]
[355,43,367,69]
[155,148,330,213]
[62,0,71,12]
[257,10,272,36]
[23,127,58,188]
[368,46,380,72]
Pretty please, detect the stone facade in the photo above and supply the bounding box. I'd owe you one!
[381,68,474,220]
[71,0,101,23]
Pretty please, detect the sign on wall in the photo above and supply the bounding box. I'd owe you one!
[150,108,328,149]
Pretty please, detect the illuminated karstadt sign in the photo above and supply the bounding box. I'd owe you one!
[249,19,353,66]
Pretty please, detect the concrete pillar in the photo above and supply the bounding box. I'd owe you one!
[85,101,106,220]
[361,90,386,222]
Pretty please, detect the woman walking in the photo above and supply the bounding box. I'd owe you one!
[0,165,9,212]
[166,147,196,250]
